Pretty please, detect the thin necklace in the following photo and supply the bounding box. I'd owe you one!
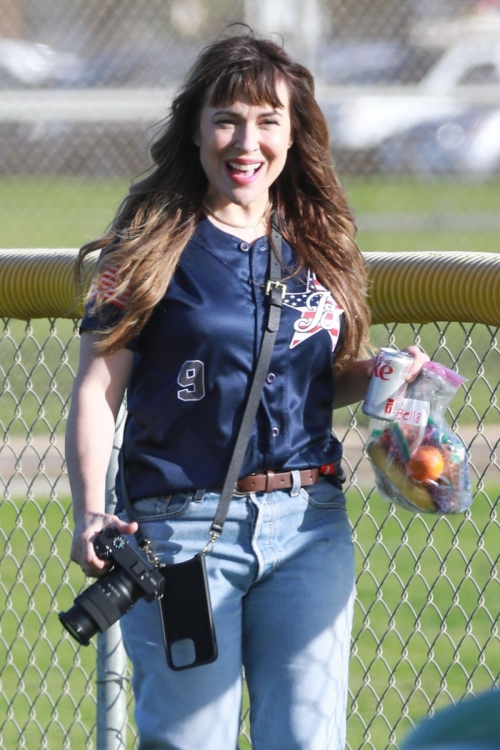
[202,200,271,229]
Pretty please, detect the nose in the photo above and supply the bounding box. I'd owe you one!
[235,122,259,152]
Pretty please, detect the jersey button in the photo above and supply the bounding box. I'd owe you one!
[272,426,280,438]
[266,373,276,384]
[238,241,250,252]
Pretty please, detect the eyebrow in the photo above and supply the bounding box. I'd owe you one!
[212,108,283,117]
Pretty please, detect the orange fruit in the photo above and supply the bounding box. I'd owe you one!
[408,446,445,484]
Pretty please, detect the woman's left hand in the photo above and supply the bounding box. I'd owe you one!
[334,346,431,409]
[401,345,431,382]
[366,345,430,383]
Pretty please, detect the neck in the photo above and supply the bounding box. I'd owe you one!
[202,199,272,242]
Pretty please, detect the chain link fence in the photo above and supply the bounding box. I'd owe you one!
[1,312,499,749]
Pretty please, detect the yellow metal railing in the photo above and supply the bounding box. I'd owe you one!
[1,249,499,326]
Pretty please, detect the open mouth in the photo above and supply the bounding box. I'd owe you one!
[226,161,263,177]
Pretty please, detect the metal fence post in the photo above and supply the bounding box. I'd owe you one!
[97,405,128,750]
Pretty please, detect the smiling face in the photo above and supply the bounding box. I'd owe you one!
[196,78,293,216]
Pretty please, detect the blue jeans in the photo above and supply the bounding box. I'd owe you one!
[120,479,355,750]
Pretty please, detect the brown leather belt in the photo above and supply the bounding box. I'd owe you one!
[235,468,319,493]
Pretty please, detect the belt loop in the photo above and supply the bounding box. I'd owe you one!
[194,488,206,503]
[265,470,275,492]
[291,470,301,496]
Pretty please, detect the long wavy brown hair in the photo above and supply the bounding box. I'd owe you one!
[77,29,371,369]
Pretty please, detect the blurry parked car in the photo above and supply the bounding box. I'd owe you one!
[329,39,500,164]
[76,40,199,88]
[0,37,177,177]
[0,35,198,89]
[318,41,438,86]
[0,37,84,87]
[377,106,500,177]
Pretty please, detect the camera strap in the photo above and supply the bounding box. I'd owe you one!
[119,214,285,562]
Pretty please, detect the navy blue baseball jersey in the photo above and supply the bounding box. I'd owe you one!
[81,217,344,506]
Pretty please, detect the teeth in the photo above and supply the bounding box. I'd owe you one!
[228,162,260,173]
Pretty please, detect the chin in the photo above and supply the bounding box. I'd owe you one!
[229,189,267,207]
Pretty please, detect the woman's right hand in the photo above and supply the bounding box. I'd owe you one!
[70,512,138,578]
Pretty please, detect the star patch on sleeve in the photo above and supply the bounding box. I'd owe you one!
[283,271,344,350]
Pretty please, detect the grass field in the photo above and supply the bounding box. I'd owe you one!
[0,175,499,252]
[1,485,498,750]
[346,483,500,749]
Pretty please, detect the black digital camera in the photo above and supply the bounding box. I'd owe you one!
[59,527,165,646]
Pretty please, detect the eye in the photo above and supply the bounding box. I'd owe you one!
[214,118,236,126]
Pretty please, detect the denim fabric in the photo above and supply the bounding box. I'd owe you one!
[119,478,355,750]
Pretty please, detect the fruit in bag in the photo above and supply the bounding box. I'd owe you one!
[366,362,473,514]
[408,446,444,484]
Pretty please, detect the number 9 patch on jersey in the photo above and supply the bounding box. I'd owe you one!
[177,360,206,402]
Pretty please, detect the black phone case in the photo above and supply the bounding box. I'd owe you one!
[158,552,218,671]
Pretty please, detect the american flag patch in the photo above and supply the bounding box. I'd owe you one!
[283,271,344,351]
[89,263,130,309]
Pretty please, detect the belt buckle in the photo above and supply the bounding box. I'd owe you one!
[265,280,287,298]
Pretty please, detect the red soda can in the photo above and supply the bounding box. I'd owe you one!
[362,348,413,420]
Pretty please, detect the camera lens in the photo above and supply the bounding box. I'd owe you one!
[59,567,141,645]
[59,604,96,646]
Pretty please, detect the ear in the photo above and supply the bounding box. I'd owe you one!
[193,132,200,147]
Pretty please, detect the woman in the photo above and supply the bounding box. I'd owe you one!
[67,31,427,750]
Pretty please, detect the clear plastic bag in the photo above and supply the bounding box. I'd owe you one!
[366,362,473,514]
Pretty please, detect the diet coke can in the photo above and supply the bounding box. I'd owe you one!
[362,348,413,420]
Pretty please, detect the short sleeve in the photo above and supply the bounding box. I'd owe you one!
[79,262,140,351]
[79,298,125,334]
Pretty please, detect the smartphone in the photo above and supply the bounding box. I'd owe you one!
[159,552,218,671]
